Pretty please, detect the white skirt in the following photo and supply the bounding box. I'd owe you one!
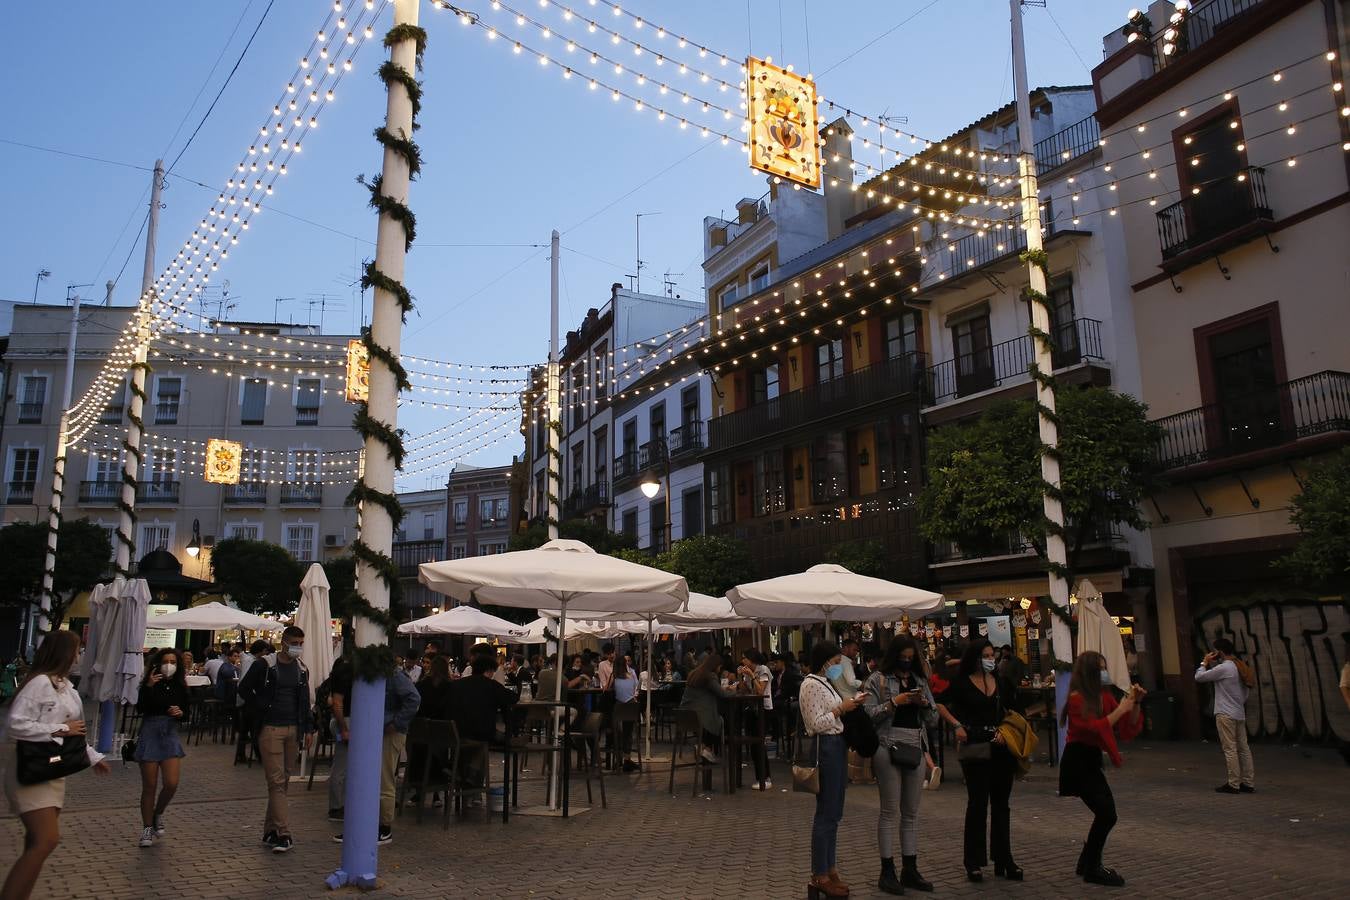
[3,762,67,815]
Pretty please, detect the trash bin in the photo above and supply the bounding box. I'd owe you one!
[1143,691,1176,740]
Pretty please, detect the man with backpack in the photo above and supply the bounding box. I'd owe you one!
[1195,637,1255,795]
[237,626,313,852]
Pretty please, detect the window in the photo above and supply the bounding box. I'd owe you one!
[753,451,786,516]
[621,508,639,541]
[18,376,47,423]
[885,312,920,360]
[749,364,780,406]
[8,448,40,501]
[622,418,637,459]
[91,445,121,484]
[240,447,264,484]
[140,524,172,552]
[1206,314,1282,453]
[594,343,608,402]
[1047,279,1079,367]
[100,383,126,424]
[241,378,267,425]
[147,448,177,484]
[154,377,182,424]
[451,544,467,560]
[284,523,316,561]
[874,420,898,490]
[718,281,739,310]
[708,465,732,527]
[98,524,117,561]
[811,431,848,503]
[295,377,321,425]
[288,449,319,484]
[649,402,666,443]
[951,314,994,395]
[453,499,468,528]
[570,364,585,430]
[748,263,770,294]
[593,426,608,484]
[570,443,585,496]
[816,339,844,384]
[534,414,547,457]
[479,497,510,524]
[1176,101,1247,239]
[225,522,260,541]
[534,472,546,518]
[477,542,506,556]
[649,500,666,552]
[680,386,700,430]
[423,513,435,540]
[681,487,703,538]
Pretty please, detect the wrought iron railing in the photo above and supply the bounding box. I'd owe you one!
[6,481,36,504]
[17,402,43,424]
[100,405,124,425]
[295,407,320,426]
[613,448,639,485]
[154,402,179,425]
[563,481,610,519]
[1153,371,1350,470]
[930,521,1120,564]
[78,480,121,504]
[1156,166,1272,260]
[1151,0,1265,71]
[137,481,180,504]
[1034,114,1101,173]
[926,318,1103,405]
[393,539,444,577]
[223,481,267,504]
[669,422,704,456]
[280,483,322,504]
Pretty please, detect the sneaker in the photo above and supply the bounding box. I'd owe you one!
[332,833,344,844]
[1239,784,1256,794]
[327,808,345,821]
[272,835,293,853]
[261,830,279,848]
[378,826,393,844]
[926,766,942,791]
[750,779,773,791]
[1215,784,1241,794]
[138,827,156,848]
[699,747,719,764]
[153,815,165,836]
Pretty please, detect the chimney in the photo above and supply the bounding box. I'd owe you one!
[821,117,855,240]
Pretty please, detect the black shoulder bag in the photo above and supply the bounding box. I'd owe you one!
[17,734,91,785]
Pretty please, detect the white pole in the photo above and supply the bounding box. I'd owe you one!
[550,604,568,810]
[547,230,561,540]
[114,159,164,577]
[1010,0,1072,665]
[644,617,654,760]
[37,297,83,632]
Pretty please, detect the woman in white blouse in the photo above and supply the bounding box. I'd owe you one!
[2,630,109,900]
[801,641,864,899]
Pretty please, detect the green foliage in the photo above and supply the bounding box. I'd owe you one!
[608,548,655,566]
[210,538,305,617]
[509,518,637,554]
[822,540,889,579]
[322,556,357,620]
[0,519,112,625]
[919,387,1163,568]
[1278,448,1350,587]
[657,533,756,597]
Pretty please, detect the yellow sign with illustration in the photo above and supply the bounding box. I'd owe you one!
[204,438,243,485]
[746,57,820,189]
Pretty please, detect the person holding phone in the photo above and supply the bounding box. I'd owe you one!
[802,642,865,899]
[1060,651,1144,886]
[135,648,190,848]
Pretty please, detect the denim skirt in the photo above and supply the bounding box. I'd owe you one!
[134,715,186,762]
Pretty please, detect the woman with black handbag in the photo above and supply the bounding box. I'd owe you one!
[135,648,189,848]
[937,638,1023,883]
[1,630,110,900]
[800,641,864,899]
[863,636,936,894]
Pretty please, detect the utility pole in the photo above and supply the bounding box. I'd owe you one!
[104,280,115,306]
[38,296,83,634]
[547,229,561,542]
[1010,0,1072,671]
[114,159,164,579]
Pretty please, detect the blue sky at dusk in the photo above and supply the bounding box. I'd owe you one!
[0,1,1127,483]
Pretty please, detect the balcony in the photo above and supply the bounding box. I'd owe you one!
[6,482,36,504]
[1150,0,1265,73]
[1156,166,1273,269]
[100,405,124,425]
[137,481,180,505]
[393,538,445,577]
[17,403,43,424]
[926,318,1103,405]
[296,406,320,426]
[1154,371,1350,472]
[669,422,704,457]
[931,522,1120,564]
[280,483,322,505]
[563,481,610,519]
[613,449,639,487]
[708,352,927,455]
[223,481,268,505]
[1034,114,1100,174]
[79,480,121,505]
[153,402,179,425]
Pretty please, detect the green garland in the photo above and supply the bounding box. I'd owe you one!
[373,126,422,179]
[377,60,422,123]
[346,479,404,525]
[358,174,417,251]
[352,403,406,469]
[361,326,410,391]
[361,260,414,319]
[384,23,428,62]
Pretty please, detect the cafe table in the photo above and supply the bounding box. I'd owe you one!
[721,694,769,794]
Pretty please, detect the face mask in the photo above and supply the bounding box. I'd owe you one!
[897,658,913,672]
[981,658,997,673]
[825,663,844,681]
[1099,670,1112,687]
[160,663,177,677]
[286,644,303,658]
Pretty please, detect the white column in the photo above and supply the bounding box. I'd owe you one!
[38,298,83,632]
[546,229,561,540]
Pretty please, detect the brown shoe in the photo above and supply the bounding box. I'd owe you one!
[827,868,850,893]
[808,874,848,898]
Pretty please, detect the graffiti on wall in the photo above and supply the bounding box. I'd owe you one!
[1196,598,1350,742]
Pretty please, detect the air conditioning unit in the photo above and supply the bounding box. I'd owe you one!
[324,533,342,548]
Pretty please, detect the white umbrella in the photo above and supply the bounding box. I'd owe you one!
[110,578,152,706]
[728,564,944,636]
[78,583,111,690]
[399,605,532,639]
[148,601,283,633]
[657,592,760,630]
[297,564,336,707]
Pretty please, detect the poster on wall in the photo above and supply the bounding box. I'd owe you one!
[985,615,1012,647]
[143,604,180,649]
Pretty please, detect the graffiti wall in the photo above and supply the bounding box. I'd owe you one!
[1196,598,1350,742]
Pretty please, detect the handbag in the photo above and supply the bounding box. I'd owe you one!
[841,705,880,758]
[957,740,992,762]
[16,734,91,785]
[887,740,924,770]
[792,733,821,794]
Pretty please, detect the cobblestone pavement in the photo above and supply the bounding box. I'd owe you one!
[4,729,1348,899]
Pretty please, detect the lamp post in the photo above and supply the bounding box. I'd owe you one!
[185,519,202,559]
[638,438,672,554]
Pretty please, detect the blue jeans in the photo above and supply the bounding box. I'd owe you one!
[811,734,847,874]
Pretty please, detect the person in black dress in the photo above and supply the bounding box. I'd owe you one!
[936,639,1023,882]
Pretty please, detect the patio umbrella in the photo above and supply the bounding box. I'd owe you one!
[79,583,117,751]
[297,564,336,707]
[110,578,152,706]
[398,605,532,640]
[420,539,687,807]
[657,592,760,631]
[728,564,944,637]
[148,601,284,634]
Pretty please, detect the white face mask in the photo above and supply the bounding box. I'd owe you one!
[286,644,304,658]
[160,663,177,678]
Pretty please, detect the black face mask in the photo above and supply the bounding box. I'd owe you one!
[897,659,913,672]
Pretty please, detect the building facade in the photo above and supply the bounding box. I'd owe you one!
[1091,0,1350,738]
[447,462,515,559]
[393,487,448,621]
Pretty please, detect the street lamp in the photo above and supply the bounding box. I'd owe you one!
[185,518,202,558]
[639,438,673,553]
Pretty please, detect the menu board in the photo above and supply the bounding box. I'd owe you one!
[143,604,180,650]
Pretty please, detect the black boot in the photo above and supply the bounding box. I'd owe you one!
[877,858,904,895]
[901,856,933,892]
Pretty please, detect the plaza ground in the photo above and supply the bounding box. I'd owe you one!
[4,729,1349,899]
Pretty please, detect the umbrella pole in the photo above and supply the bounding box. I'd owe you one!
[96,700,116,754]
[550,604,567,811]
[644,619,653,761]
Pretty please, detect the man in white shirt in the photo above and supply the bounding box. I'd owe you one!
[1195,638,1254,794]
[596,643,616,692]
[203,649,225,684]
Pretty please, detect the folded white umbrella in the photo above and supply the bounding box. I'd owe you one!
[297,564,336,707]
[399,605,533,639]
[728,564,944,634]
[147,601,284,633]
[112,578,152,706]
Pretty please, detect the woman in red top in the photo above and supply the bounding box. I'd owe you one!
[1059,650,1144,888]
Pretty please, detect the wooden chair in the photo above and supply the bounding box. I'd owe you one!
[396,718,458,829]
[667,707,721,797]
[567,712,607,809]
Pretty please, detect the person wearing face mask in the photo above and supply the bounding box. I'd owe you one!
[134,648,189,848]
[801,641,866,899]
[937,638,1023,883]
[237,625,312,853]
[1060,651,1144,887]
[862,636,936,894]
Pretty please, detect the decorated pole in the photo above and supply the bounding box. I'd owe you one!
[38,297,83,635]
[546,229,561,541]
[1010,0,1073,698]
[330,0,423,889]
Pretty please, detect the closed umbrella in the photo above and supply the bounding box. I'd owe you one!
[728,564,944,636]
[1075,579,1129,690]
[297,564,336,707]
[147,601,284,634]
[398,605,531,640]
[112,578,152,706]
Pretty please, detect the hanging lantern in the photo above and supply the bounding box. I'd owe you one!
[204,438,242,485]
[345,338,370,402]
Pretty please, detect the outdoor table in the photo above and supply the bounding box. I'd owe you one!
[185,674,210,687]
[721,694,769,794]
[512,700,574,817]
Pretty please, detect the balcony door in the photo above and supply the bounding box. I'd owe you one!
[952,314,994,397]
[1047,280,1080,368]
[1206,317,1283,455]
[1176,102,1247,249]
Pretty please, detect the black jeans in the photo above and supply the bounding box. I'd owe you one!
[1077,779,1118,870]
[959,745,1017,869]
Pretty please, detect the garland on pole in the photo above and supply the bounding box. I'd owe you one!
[347,22,427,681]
[114,359,151,577]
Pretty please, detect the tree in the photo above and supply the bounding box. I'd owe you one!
[210,538,305,617]
[823,540,889,579]
[1278,448,1350,587]
[322,556,358,619]
[509,518,637,554]
[919,387,1163,578]
[657,533,756,597]
[0,518,112,627]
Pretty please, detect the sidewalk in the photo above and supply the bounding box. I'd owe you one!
[4,735,1348,898]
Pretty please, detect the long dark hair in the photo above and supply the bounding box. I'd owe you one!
[808,641,841,675]
[958,638,994,678]
[614,654,630,681]
[426,655,452,687]
[18,630,80,692]
[143,647,187,688]
[1062,650,1106,725]
[687,652,723,689]
[879,635,929,679]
